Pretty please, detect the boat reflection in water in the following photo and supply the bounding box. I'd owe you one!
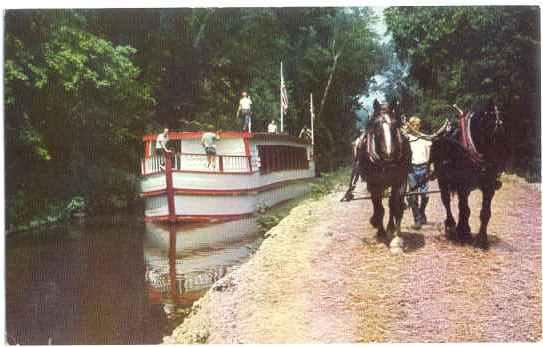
[143,217,262,321]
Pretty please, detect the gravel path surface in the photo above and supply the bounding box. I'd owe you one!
[165,175,541,343]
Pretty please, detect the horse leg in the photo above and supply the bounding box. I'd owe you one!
[386,193,394,235]
[456,188,472,242]
[475,186,495,249]
[387,184,403,235]
[438,179,456,236]
[388,183,405,253]
[369,186,386,240]
[341,161,360,201]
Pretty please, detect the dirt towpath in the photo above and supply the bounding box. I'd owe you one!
[164,175,541,343]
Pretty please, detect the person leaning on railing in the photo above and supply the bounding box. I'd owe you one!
[201,126,221,169]
[156,128,172,170]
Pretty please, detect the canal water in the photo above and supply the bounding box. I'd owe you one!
[6,216,263,345]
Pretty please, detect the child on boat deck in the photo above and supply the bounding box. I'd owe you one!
[201,126,221,169]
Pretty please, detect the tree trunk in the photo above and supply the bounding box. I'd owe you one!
[317,50,342,171]
[318,52,341,119]
[192,9,215,49]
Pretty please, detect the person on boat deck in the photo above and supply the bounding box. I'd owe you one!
[237,91,253,132]
[267,119,278,134]
[201,126,221,169]
[156,128,172,170]
[298,125,312,141]
[406,116,432,230]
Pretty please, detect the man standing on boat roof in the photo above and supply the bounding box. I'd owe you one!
[156,128,172,170]
[267,119,278,133]
[201,126,221,169]
[237,91,253,133]
[298,125,312,141]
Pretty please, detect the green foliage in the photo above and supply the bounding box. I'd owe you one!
[6,8,382,228]
[8,195,87,233]
[310,167,351,199]
[385,6,540,178]
[66,196,86,212]
[257,215,282,232]
[5,10,153,226]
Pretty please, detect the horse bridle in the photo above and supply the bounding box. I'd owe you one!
[367,113,405,164]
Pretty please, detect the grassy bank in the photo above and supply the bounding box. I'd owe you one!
[256,167,351,233]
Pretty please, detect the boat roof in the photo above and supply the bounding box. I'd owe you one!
[143,131,310,145]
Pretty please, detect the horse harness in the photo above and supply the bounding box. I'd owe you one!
[365,115,406,167]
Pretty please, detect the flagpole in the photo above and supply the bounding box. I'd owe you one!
[280,61,284,133]
[310,93,315,158]
[310,93,315,146]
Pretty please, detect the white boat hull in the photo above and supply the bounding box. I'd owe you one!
[142,173,313,222]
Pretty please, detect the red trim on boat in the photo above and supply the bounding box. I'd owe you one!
[141,189,167,197]
[242,136,253,172]
[165,153,176,222]
[140,177,314,197]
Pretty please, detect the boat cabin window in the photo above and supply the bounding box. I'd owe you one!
[258,145,308,174]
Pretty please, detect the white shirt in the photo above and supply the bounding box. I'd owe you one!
[268,122,278,133]
[156,133,169,150]
[239,96,252,110]
[407,133,431,165]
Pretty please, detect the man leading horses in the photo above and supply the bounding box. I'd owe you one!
[405,116,432,230]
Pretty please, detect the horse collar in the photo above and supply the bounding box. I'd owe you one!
[463,112,484,163]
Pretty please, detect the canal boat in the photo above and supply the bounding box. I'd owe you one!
[140,131,315,223]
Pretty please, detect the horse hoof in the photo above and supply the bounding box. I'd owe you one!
[474,235,489,250]
[458,232,473,244]
[341,192,354,202]
[389,237,404,255]
[445,226,456,240]
[390,246,403,255]
[376,229,387,242]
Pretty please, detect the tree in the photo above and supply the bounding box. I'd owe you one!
[385,6,540,178]
[5,10,153,225]
[5,7,384,227]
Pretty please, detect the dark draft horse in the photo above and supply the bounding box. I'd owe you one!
[359,100,411,252]
[430,100,507,249]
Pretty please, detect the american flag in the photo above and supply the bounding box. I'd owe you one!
[281,63,288,113]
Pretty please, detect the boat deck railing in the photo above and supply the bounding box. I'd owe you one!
[141,152,253,175]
